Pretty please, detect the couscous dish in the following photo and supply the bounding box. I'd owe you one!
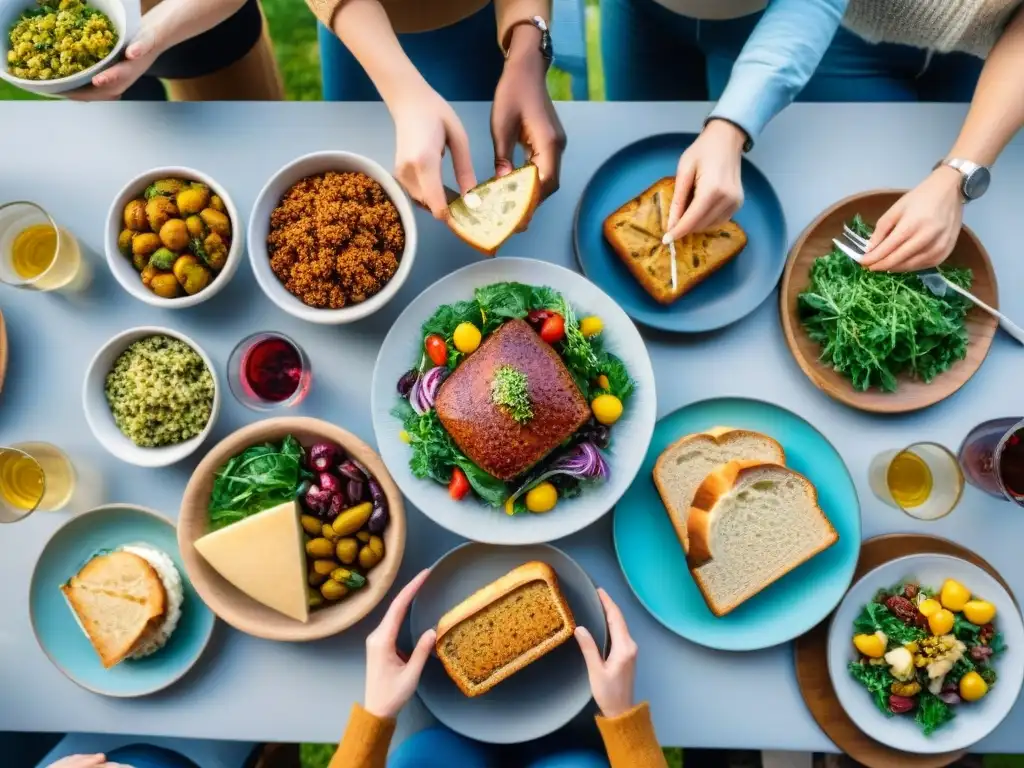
[7,0,117,81]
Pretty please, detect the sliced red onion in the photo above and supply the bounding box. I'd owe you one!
[409,375,426,415]
[937,692,961,705]
[420,366,447,410]
[506,442,610,506]
[338,460,365,482]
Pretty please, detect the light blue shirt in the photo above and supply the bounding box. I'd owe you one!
[709,0,850,144]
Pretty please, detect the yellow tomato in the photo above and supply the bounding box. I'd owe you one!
[941,579,971,612]
[928,608,955,636]
[597,374,610,390]
[399,430,411,444]
[592,394,623,426]
[959,671,989,702]
[525,482,558,514]
[917,598,942,618]
[962,599,997,626]
[453,322,482,354]
[580,316,603,338]
[852,633,886,658]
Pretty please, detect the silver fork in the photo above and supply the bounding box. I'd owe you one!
[833,225,1024,345]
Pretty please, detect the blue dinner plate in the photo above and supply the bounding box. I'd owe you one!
[574,134,787,333]
[30,504,215,697]
[613,397,860,651]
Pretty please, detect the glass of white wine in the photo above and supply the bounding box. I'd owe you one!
[0,442,77,523]
[868,442,964,520]
[0,201,87,292]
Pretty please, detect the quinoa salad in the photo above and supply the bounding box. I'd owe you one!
[104,335,214,448]
[7,0,118,81]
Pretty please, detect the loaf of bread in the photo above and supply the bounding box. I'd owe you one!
[687,460,838,616]
[654,427,785,554]
[435,561,576,697]
[448,165,541,256]
[602,177,747,304]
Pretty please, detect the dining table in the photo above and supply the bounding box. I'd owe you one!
[0,100,1022,754]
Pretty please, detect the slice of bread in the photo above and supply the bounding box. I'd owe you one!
[61,551,167,668]
[687,461,838,617]
[447,165,541,256]
[435,561,576,697]
[602,177,748,304]
[654,427,785,554]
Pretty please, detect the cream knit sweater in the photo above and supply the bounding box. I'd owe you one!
[844,0,1021,57]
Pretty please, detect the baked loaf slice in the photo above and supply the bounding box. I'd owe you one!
[448,165,541,256]
[602,177,747,304]
[654,427,785,554]
[687,460,838,617]
[435,318,591,481]
[436,561,576,697]
[60,551,167,668]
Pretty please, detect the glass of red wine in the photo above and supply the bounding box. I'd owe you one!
[958,417,1024,505]
[228,332,310,411]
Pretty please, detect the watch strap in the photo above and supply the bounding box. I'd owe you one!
[501,16,552,61]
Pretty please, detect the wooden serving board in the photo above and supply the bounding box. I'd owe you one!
[779,190,999,414]
[794,534,1014,768]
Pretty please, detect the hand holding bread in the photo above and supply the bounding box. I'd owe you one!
[575,588,638,719]
[363,568,436,719]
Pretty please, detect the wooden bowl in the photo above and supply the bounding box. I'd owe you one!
[780,190,998,413]
[178,417,406,642]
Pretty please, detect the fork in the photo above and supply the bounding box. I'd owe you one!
[833,225,1024,345]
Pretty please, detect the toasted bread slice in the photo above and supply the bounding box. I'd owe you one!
[448,165,541,256]
[436,561,576,697]
[654,427,785,554]
[687,461,838,617]
[602,177,747,304]
[61,551,167,668]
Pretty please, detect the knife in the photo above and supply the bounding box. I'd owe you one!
[668,238,678,292]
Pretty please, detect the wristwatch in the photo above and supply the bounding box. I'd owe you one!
[936,158,991,202]
[502,16,553,63]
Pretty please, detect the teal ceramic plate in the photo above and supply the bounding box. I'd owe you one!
[29,504,215,696]
[613,397,861,651]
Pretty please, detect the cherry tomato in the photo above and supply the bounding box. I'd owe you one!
[539,313,565,344]
[425,334,448,366]
[448,467,470,500]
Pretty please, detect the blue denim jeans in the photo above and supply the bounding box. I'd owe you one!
[387,727,610,768]
[103,744,200,768]
[600,0,982,103]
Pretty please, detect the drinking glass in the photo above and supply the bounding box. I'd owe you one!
[958,417,1024,505]
[227,331,311,411]
[0,201,88,292]
[0,442,77,523]
[868,442,964,520]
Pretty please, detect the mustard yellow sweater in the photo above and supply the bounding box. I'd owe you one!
[329,702,669,768]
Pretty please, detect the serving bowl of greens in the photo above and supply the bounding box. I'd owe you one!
[371,258,657,545]
[828,554,1024,754]
[177,417,406,641]
[779,190,998,413]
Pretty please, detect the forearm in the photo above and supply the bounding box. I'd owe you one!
[711,0,847,144]
[143,0,247,51]
[494,0,551,50]
[596,703,669,768]
[947,9,1024,166]
[328,703,396,768]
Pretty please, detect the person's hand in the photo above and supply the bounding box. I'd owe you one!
[574,588,637,719]
[491,25,566,199]
[363,568,436,719]
[860,166,964,272]
[65,26,162,101]
[46,756,129,768]
[664,119,747,243]
[391,83,476,220]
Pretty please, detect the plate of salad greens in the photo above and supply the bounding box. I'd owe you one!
[780,191,998,413]
[371,258,656,545]
[828,554,1024,754]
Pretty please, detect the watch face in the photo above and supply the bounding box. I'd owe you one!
[964,166,991,200]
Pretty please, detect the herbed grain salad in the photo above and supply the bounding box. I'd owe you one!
[7,0,118,81]
[105,336,214,447]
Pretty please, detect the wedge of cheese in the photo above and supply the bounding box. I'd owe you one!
[194,500,309,623]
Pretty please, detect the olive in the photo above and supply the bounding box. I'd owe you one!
[305,538,334,559]
[397,369,418,397]
[300,515,322,536]
[331,502,373,537]
[356,531,371,543]
[358,535,385,571]
[309,570,327,587]
[321,523,340,542]
[335,537,359,565]
[308,588,324,609]
[312,559,338,576]
[321,580,349,601]
[331,568,367,589]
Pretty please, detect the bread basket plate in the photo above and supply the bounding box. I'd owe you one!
[573,133,787,333]
[371,257,657,545]
[28,504,215,697]
[827,554,1024,754]
[614,397,861,651]
[409,542,607,744]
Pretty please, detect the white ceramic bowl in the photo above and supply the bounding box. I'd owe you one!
[83,326,221,467]
[828,553,1024,755]
[0,0,127,96]
[105,167,243,308]
[248,151,418,325]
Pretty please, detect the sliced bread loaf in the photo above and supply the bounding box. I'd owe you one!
[687,460,838,616]
[447,165,541,256]
[653,427,785,554]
